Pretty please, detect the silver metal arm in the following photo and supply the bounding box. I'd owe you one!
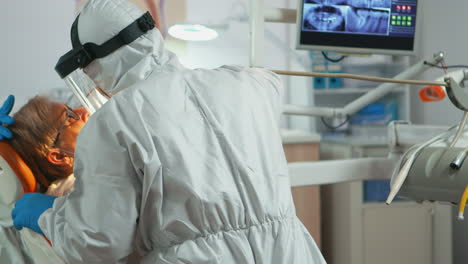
[342,53,444,116]
[285,121,451,187]
[289,158,397,187]
[282,104,336,118]
[278,52,446,118]
[387,121,449,151]
[249,0,264,67]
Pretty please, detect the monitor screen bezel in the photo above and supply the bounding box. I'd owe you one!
[295,0,421,56]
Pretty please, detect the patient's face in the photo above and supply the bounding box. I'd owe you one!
[50,102,90,152]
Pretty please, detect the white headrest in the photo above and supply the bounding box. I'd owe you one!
[0,156,23,227]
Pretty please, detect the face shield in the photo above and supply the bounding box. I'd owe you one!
[62,69,109,114]
[54,12,155,114]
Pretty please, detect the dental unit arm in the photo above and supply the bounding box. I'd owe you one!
[269,52,468,213]
[387,69,468,209]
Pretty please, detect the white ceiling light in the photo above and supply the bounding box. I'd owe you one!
[168,24,219,41]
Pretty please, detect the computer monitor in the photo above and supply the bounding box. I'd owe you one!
[296,0,419,55]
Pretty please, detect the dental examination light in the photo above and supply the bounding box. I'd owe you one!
[168,24,218,41]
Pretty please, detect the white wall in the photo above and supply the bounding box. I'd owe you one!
[0,1,75,112]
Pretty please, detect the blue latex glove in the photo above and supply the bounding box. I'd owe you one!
[11,193,57,235]
[0,95,15,140]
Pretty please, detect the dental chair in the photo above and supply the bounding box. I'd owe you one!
[0,142,64,264]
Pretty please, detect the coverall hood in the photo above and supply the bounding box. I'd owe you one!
[77,0,181,96]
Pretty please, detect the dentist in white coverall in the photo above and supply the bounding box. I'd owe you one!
[11,0,326,263]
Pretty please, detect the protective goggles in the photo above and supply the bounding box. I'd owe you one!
[54,12,155,114]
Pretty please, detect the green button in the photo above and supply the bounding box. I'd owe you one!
[407,21,412,26]
[402,21,406,26]
[397,21,401,25]
[408,16,412,21]
[392,15,396,19]
[403,16,407,20]
[391,21,396,25]
[397,16,401,20]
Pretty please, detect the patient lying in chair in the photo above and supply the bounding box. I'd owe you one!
[7,96,89,194]
[0,96,89,263]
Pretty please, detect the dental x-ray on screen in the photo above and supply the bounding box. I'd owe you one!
[296,0,418,55]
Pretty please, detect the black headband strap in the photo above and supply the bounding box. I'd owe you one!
[55,12,155,78]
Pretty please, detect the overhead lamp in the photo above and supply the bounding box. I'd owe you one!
[168,24,219,41]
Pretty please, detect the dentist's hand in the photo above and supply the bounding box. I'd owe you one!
[12,193,57,235]
[0,95,15,140]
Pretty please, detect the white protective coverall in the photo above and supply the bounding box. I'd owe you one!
[38,0,326,263]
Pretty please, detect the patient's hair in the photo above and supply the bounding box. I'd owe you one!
[7,96,69,192]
